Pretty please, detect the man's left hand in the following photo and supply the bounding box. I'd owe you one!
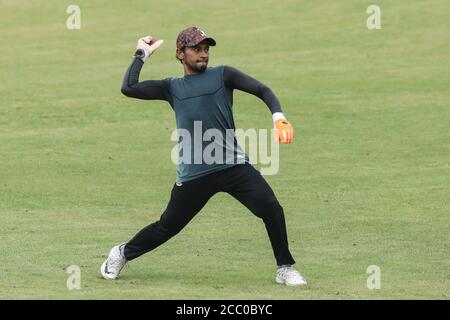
[274,119,294,144]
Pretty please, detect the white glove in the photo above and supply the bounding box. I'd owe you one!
[136,36,164,62]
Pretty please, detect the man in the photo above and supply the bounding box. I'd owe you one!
[101,26,306,286]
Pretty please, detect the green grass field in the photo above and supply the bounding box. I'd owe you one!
[0,0,449,299]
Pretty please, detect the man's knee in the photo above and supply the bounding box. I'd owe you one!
[254,198,284,218]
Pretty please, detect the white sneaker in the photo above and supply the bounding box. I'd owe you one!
[101,243,127,280]
[276,266,307,286]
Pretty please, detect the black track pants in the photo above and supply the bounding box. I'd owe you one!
[124,163,296,266]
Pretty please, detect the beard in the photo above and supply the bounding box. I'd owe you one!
[185,59,208,73]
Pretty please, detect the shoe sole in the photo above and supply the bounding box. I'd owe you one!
[276,277,307,286]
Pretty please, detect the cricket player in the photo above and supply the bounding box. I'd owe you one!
[101,27,307,286]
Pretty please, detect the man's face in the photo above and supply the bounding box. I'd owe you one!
[181,42,210,73]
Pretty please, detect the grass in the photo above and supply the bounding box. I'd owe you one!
[0,0,449,299]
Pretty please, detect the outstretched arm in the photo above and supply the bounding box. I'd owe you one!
[223,66,294,144]
[223,65,282,114]
[121,36,171,102]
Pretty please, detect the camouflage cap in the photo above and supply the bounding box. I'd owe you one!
[176,26,216,49]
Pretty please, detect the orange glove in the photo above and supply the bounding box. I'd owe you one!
[274,119,294,144]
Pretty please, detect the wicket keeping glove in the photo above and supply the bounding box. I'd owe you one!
[273,117,294,144]
[136,36,164,62]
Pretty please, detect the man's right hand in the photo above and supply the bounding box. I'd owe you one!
[136,36,164,60]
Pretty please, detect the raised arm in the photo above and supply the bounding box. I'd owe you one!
[121,36,171,102]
